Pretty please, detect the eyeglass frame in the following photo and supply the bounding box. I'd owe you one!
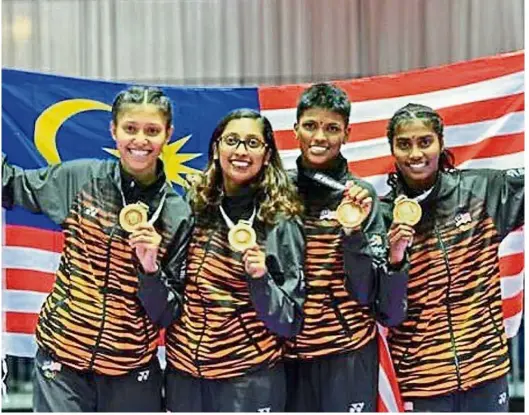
[217,133,269,153]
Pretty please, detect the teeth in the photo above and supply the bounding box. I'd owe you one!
[231,160,250,167]
[409,163,426,170]
[129,149,149,156]
[310,146,328,155]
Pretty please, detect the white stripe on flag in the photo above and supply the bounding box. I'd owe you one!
[504,313,523,339]
[2,333,37,358]
[2,247,60,274]
[3,290,47,313]
[263,71,524,129]
[501,271,524,300]
[499,229,524,256]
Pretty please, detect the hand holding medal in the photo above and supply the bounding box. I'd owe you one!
[388,195,421,264]
[336,181,372,232]
[242,245,267,279]
[129,222,162,274]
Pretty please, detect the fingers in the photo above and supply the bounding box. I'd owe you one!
[242,245,267,278]
[388,223,415,244]
[129,224,161,248]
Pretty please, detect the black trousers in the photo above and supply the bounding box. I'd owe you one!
[284,337,378,412]
[33,347,163,412]
[165,363,286,412]
[404,375,509,412]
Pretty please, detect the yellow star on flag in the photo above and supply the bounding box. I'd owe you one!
[103,135,202,188]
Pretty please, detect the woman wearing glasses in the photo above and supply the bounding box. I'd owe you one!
[139,108,306,411]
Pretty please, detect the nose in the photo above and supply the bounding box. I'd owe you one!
[133,131,148,143]
[409,144,423,159]
[312,126,326,141]
[234,140,249,155]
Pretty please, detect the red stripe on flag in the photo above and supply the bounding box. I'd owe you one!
[451,133,524,165]
[5,269,56,293]
[348,133,524,178]
[272,94,524,151]
[5,225,64,253]
[259,51,523,109]
[502,291,524,319]
[499,253,524,276]
[5,312,39,334]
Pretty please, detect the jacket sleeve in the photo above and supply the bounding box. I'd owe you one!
[2,155,92,225]
[342,185,409,327]
[485,168,524,239]
[137,203,194,328]
[247,217,306,338]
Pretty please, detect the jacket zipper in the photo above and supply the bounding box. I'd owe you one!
[88,226,117,370]
[433,224,462,390]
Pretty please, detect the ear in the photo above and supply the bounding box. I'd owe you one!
[343,125,351,144]
[293,122,299,139]
[110,122,117,141]
[166,125,174,144]
[264,150,272,166]
[212,143,219,160]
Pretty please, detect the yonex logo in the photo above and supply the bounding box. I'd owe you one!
[349,402,365,412]
[137,370,150,382]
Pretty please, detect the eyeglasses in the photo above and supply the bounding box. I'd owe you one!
[218,134,268,153]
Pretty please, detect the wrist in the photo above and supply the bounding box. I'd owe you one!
[142,262,159,274]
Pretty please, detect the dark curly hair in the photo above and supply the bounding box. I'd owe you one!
[188,108,303,225]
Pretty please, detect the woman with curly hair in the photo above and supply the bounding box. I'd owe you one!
[139,108,306,412]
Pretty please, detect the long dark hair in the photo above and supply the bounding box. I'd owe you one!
[188,108,303,225]
[386,103,455,191]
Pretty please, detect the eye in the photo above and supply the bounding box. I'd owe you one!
[145,126,162,136]
[418,136,433,148]
[396,139,411,150]
[123,124,138,134]
[247,137,264,149]
[326,124,341,134]
[302,121,316,131]
[223,134,239,146]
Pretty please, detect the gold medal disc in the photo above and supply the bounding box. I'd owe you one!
[119,203,148,232]
[393,198,422,226]
[228,221,257,252]
[336,201,367,228]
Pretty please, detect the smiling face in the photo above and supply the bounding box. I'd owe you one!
[215,117,270,195]
[111,103,172,185]
[392,118,442,191]
[295,108,349,169]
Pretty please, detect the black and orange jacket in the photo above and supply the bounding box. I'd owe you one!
[146,190,306,379]
[2,157,192,375]
[380,168,524,398]
[285,155,409,360]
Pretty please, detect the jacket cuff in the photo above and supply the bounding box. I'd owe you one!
[342,231,367,253]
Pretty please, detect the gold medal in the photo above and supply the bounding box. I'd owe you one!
[393,196,422,226]
[119,202,149,232]
[336,201,368,228]
[228,221,257,252]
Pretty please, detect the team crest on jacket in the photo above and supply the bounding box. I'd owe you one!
[454,211,472,231]
[368,234,385,257]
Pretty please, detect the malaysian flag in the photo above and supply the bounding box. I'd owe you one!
[2,50,524,411]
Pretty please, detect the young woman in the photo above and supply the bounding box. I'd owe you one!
[2,86,192,412]
[284,83,409,412]
[382,103,524,412]
[140,108,306,411]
